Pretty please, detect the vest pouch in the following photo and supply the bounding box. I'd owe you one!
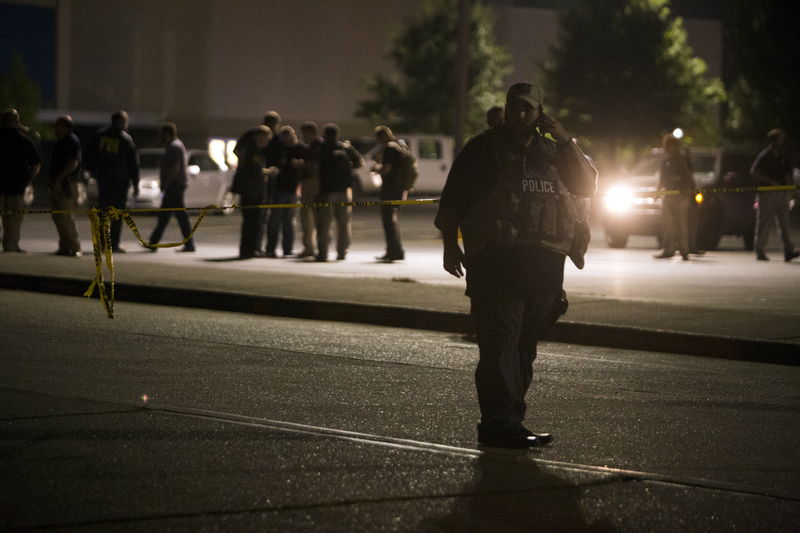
[494,218,519,247]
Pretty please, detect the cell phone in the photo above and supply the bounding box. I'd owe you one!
[536,107,546,133]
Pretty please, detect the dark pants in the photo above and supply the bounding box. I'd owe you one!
[98,181,130,250]
[380,186,406,258]
[470,291,559,432]
[266,191,297,255]
[149,186,194,249]
[239,193,264,257]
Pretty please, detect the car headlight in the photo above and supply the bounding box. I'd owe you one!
[603,186,635,213]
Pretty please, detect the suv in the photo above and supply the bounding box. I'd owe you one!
[351,134,453,196]
[600,147,758,250]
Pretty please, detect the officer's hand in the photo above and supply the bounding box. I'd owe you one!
[443,243,465,278]
[539,113,570,144]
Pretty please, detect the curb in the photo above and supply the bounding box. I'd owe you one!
[1,272,796,366]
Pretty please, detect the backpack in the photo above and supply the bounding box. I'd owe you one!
[389,140,419,191]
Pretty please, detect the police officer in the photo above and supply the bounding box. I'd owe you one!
[232,125,274,258]
[49,115,83,257]
[751,128,799,262]
[315,123,362,262]
[86,111,139,252]
[146,122,195,253]
[0,109,41,253]
[654,134,693,260]
[435,82,597,448]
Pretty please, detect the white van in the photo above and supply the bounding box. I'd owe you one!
[353,134,454,197]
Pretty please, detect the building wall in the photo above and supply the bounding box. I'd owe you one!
[58,0,420,144]
[50,0,721,147]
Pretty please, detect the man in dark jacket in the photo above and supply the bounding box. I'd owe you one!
[436,82,597,448]
[315,123,362,262]
[146,122,195,253]
[232,125,273,258]
[751,128,798,262]
[85,111,139,252]
[373,125,410,262]
[266,126,303,257]
[0,109,41,252]
[49,115,82,257]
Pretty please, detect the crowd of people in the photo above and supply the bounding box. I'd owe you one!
[229,111,413,262]
[0,108,416,262]
[0,105,797,264]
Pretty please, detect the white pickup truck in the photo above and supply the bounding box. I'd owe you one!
[352,134,454,197]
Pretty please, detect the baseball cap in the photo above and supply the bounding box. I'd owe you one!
[506,82,542,108]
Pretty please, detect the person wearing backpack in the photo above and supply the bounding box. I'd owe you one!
[315,123,362,261]
[373,125,417,262]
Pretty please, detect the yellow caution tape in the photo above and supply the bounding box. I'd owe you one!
[620,184,798,198]
[1,198,442,318]
[83,207,115,318]
[0,189,795,319]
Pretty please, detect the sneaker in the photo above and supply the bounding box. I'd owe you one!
[176,246,195,253]
[785,250,800,263]
[518,426,554,445]
[757,254,770,261]
[336,253,346,261]
[112,246,127,253]
[653,252,674,259]
[54,249,81,257]
[478,429,548,449]
[265,251,278,258]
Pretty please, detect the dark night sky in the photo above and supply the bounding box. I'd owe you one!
[0,2,56,104]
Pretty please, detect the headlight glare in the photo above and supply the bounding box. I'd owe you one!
[604,187,634,213]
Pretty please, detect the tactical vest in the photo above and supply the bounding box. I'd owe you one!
[460,133,582,261]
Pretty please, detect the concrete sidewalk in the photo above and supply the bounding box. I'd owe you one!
[1,243,798,365]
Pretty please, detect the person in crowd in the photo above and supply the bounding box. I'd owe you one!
[654,134,693,260]
[85,110,139,253]
[486,106,504,128]
[0,108,41,253]
[259,111,285,254]
[265,126,303,257]
[751,128,799,262]
[435,82,597,448]
[146,122,195,253]
[49,115,83,257]
[297,121,323,258]
[232,125,274,258]
[373,125,412,262]
[315,123,362,262]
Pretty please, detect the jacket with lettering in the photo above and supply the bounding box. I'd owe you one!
[436,126,596,267]
[86,126,139,188]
